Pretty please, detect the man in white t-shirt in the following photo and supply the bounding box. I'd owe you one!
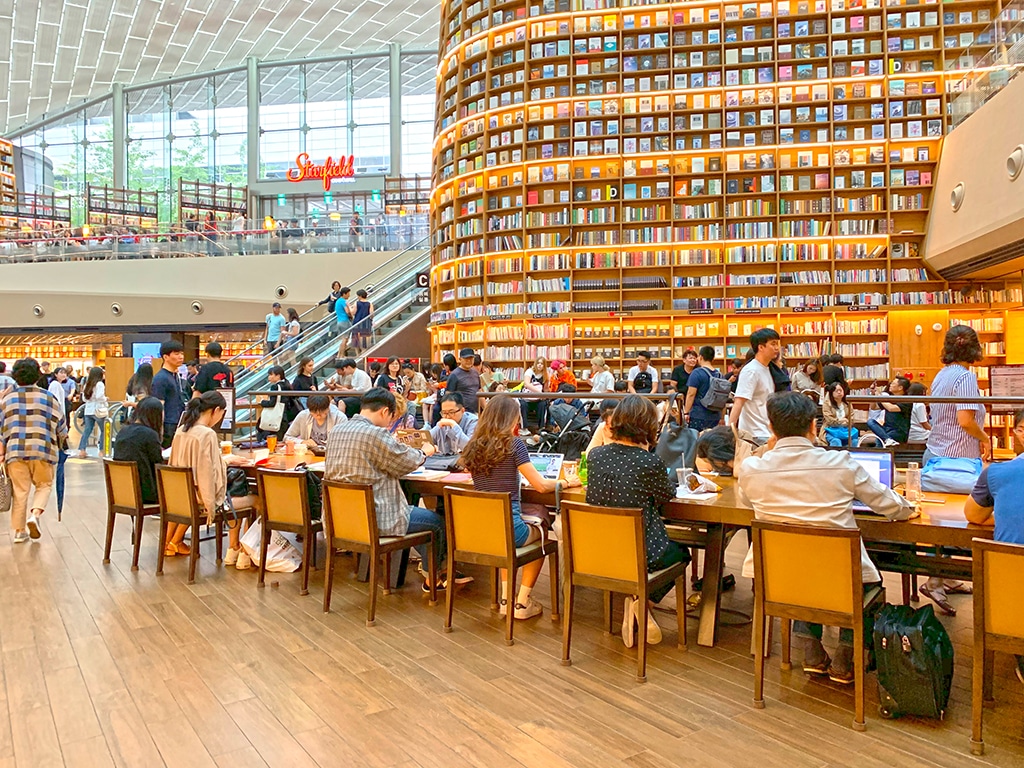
[732,328,781,444]
[627,351,660,394]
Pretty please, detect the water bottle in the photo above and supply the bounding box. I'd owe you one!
[578,453,588,486]
[905,461,921,503]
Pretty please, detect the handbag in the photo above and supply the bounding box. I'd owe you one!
[94,399,110,419]
[294,463,323,521]
[921,456,983,494]
[259,399,285,432]
[0,465,12,514]
[226,466,250,498]
[424,454,461,472]
[654,392,699,473]
[769,361,791,393]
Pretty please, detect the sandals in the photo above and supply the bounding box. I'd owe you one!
[163,541,192,557]
[920,584,956,616]
[942,581,973,595]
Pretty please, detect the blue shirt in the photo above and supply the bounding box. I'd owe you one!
[265,313,287,342]
[429,411,478,454]
[152,368,188,427]
[970,458,1024,545]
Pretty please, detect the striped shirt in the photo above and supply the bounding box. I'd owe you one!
[0,386,69,465]
[926,364,986,459]
[471,437,531,504]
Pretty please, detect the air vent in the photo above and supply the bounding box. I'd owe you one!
[950,182,965,212]
[938,237,1024,280]
[1008,145,1024,181]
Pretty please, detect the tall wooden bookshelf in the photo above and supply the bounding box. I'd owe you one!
[429,0,1021,389]
[0,138,17,229]
[86,185,160,229]
[177,179,248,221]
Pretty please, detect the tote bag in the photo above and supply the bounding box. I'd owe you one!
[0,465,12,513]
[259,400,285,432]
[654,392,699,472]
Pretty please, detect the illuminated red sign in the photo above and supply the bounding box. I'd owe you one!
[286,153,356,190]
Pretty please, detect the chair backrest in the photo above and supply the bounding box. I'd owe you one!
[561,501,644,584]
[156,465,200,519]
[104,459,142,511]
[752,520,861,616]
[322,480,377,545]
[256,469,309,527]
[443,486,514,559]
[974,538,1024,640]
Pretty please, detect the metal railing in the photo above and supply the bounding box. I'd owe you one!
[949,0,1024,128]
[0,222,428,264]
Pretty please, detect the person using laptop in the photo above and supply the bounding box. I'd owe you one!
[737,391,914,684]
[461,394,579,619]
[429,393,478,455]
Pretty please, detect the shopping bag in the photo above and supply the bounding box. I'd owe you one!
[921,456,982,494]
[239,519,302,572]
[0,465,12,513]
[259,401,285,432]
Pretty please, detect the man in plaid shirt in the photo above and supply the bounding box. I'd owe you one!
[0,358,69,543]
[325,387,472,592]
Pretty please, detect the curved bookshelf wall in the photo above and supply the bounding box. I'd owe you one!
[430,0,1019,386]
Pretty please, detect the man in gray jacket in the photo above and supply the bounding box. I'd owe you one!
[284,394,346,449]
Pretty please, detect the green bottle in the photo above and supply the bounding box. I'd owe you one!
[578,452,588,486]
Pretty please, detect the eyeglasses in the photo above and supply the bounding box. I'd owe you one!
[441,409,462,418]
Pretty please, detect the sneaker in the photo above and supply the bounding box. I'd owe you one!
[12,531,29,544]
[26,515,41,540]
[499,598,509,616]
[514,597,543,620]
[622,596,636,648]
[828,665,855,685]
[224,547,240,566]
[235,549,252,570]
[803,654,832,676]
[883,438,899,448]
[449,571,474,587]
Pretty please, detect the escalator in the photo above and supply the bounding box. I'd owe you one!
[227,238,431,429]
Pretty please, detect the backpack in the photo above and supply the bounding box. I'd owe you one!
[295,464,323,521]
[699,369,732,411]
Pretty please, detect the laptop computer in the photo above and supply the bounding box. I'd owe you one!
[523,453,564,484]
[846,448,895,512]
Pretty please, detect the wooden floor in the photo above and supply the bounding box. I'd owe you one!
[1,459,1023,768]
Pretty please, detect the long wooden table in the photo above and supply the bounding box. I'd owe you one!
[236,452,992,648]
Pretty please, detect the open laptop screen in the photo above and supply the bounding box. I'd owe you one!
[847,449,894,512]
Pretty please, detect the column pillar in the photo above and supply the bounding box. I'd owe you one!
[246,56,260,195]
[389,43,402,176]
[111,83,126,188]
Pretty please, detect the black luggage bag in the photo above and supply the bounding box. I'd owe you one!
[873,603,954,719]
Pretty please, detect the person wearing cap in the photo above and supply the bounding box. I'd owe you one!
[444,347,482,414]
[264,302,287,355]
[548,359,577,393]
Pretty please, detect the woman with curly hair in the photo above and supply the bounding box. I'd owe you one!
[585,395,690,648]
[461,394,580,619]
[920,324,988,615]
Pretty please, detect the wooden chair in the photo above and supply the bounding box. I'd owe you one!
[560,500,688,682]
[255,468,323,595]
[751,520,885,731]
[970,538,1024,756]
[155,465,256,584]
[442,487,560,646]
[102,459,160,571]
[321,480,437,624]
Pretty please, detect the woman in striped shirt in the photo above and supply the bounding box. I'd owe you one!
[921,325,989,615]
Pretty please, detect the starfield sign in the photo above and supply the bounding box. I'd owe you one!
[286,153,356,191]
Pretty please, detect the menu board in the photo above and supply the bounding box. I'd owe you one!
[988,365,1024,413]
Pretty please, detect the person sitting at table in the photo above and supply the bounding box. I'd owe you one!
[112,396,165,504]
[429,393,478,454]
[585,398,618,456]
[586,395,691,648]
[284,393,346,450]
[865,376,912,447]
[737,391,914,684]
[169,391,261,569]
[964,406,1024,685]
[695,425,769,476]
[461,394,580,619]
[324,388,471,592]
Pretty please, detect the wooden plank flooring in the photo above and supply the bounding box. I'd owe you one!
[1,458,1022,767]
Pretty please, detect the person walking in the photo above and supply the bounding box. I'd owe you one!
[351,289,374,350]
[264,302,287,355]
[76,367,109,458]
[0,358,68,542]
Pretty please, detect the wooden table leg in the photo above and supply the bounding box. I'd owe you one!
[697,522,727,647]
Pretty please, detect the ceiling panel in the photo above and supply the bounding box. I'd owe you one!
[2,0,441,135]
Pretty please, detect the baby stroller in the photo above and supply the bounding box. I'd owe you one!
[533,400,592,460]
